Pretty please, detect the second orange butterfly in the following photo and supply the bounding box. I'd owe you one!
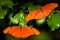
[3,26,40,38]
[25,3,58,22]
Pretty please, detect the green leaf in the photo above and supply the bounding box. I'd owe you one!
[10,17,19,24]
[9,13,19,24]
[0,9,7,19]
[0,0,13,8]
[9,10,27,26]
[28,5,41,12]
[36,18,46,26]
[48,13,60,31]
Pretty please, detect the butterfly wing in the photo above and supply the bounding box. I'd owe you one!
[25,9,43,22]
[32,28,40,35]
[3,26,21,38]
[42,3,58,17]
[21,26,40,38]
[3,27,11,34]
[25,3,58,22]
[21,26,33,38]
[9,26,21,38]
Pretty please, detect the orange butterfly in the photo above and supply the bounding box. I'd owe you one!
[25,3,58,22]
[3,26,40,38]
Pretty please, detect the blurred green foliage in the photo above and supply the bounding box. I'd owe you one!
[0,0,13,19]
[36,18,46,26]
[28,5,41,12]
[48,13,60,31]
[26,31,52,40]
[0,0,13,8]
[0,9,7,19]
[9,10,27,26]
